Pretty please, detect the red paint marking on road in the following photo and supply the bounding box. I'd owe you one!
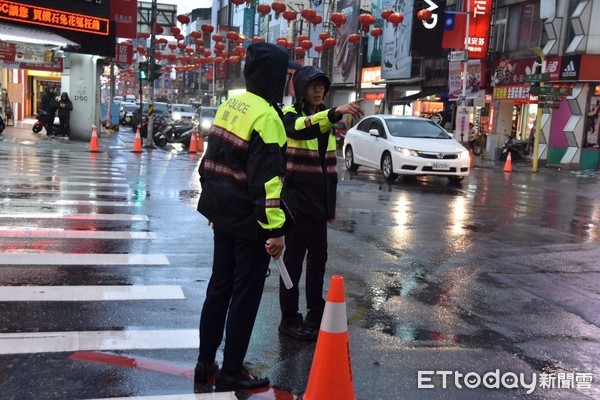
[70,351,299,399]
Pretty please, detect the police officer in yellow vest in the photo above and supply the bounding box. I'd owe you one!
[195,42,297,391]
[278,66,364,341]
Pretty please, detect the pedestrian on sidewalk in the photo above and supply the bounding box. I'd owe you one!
[194,42,295,392]
[278,65,363,341]
[57,92,73,138]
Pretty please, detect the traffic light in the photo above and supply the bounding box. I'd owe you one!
[139,61,148,81]
[150,63,163,80]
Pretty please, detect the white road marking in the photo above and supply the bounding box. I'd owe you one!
[0,329,198,354]
[0,285,185,301]
[0,253,170,265]
[0,213,149,221]
[86,393,237,400]
[0,229,156,239]
[0,199,136,207]
[4,188,130,196]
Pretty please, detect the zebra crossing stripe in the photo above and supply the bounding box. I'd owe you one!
[0,253,170,265]
[4,189,130,196]
[0,213,149,221]
[0,285,185,301]
[0,199,136,207]
[85,393,237,400]
[0,229,156,239]
[0,181,130,188]
[0,329,198,354]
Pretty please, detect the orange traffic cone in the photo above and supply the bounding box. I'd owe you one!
[303,276,355,400]
[132,127,143,153]
[197,133,205,152]
[89,125,99,153]
[503,151,512,172]
[469,149,474,169]
[189,131,198,153]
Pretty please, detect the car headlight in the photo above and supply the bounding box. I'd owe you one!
[172,113,182,121]
[201,119,212,130]
[394,146,418,157]
[457,149,470,159]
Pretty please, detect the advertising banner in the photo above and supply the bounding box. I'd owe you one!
[449,60,481,101]
[467,0,492,59]
[332,0,360,84]
[411,0,446,57]
[111,0,138,39]
[381,0,413,80]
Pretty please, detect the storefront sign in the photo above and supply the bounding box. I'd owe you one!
[0,0,109,36]
[545,56,562,81]
[559,55,580,81]
[361,67,381,88]
[110,43,133,65]
[491,57,537,87]
[492,86,531,101]
[580,55,600,81]
[110,0,137,39]
[364,92,385,101]
[0,59,63,72]
[410,0,445,57]
[467,0,492,59]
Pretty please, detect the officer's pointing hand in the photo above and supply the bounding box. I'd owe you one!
[335,98,364,120]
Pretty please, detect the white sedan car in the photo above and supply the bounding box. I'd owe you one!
[343,115,471,183]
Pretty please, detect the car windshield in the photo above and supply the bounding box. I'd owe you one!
[172,104,195,113]
[385,119,451,139]
[142,102,169,114]
[201,108,217,118]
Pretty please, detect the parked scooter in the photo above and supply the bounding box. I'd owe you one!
[32,110,61,135]
[139,114,194,148]
[499,135,529,161]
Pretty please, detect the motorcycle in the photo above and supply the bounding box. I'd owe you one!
[139,114,195,148]
[499,135,529,161]
[32,110,61,135]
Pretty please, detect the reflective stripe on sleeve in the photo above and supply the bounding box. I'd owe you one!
[204,159,248,181]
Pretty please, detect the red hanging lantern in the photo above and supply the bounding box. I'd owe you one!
[310,14,322,29]
[214,56,224,64]
[300,8,316,21]
[282,10,297,25]
[276,37,288,47]
[214,43,226,53]
[233,45,246,56]
[417,9,433,22]
[252,36,266,43]
[170,26,181,36]
[167,54,177,63]
[231,0,245,7]
[319,32,330,41]
[348,33,361,45]
[212,34,224,42]
[381,9,393,23]
[257,4,271,17]
[204,49,212,57]
[323,38,336,48]
[388,12,404,29]
[190,30,202,39]
[314,44,324,53]
[294,47,305,57]
[228,56,240,63]
[157,37,168,45]
[358,13,375,33]
[220,51,229,59]
[370,27,383,38]
[271,1,286,18]
[168,43,177,51]
[331,12,347,28]
[175,34,184,41]
[138,32,150,39]
[177,42,186,50]
[300,40,313,50]
[297,34,309,44]
[148,23,164,35]
[177,14,190,24]
[226,31,239,42]
[194,38,205,47]
[286,42,295,50]
[185,47,195,54]
[201,24,214,34]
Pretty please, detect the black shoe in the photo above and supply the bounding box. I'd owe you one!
[304,311,323,330]
[215,367,270,391]
[279,319,318,342]
[194,361,219,386]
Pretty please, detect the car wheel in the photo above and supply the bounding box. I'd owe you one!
[344,145,358,171]
[381,152,398,182]
[448,176,464,183]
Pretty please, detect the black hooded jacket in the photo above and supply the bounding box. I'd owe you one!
[282,66,341,220]
[197,43,291,240]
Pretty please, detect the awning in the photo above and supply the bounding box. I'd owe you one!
[388,87,447,105]
[0,22,79,47]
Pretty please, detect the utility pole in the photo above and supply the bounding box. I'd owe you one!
[531,47,546,173]
[145,0,158,148]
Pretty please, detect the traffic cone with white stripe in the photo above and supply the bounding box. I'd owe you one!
[133,127,143,153]
[197,132,205,152]
[89,125,99,153]
[503,151,512,172]
[189,130,198,153]
[303,276,355,400]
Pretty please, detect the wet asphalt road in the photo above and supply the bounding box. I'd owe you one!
[0,125,598,400]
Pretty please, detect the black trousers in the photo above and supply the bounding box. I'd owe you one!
[198,228,270,373]
[280,210,327,322]
[59,116,70,137]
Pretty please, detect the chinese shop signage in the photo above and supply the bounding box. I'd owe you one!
[467,0,492,59]
[0,0,109,36]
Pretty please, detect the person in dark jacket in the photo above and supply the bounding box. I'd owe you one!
[57,92,73,137]
[278,66,364,341]
[194,42,296,392]
[40,88,58,134]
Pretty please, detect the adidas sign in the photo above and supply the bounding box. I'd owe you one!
[561,60,577,78]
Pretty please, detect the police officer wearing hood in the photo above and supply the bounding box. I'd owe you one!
[194,42,296,391]
[278,66,364,341]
